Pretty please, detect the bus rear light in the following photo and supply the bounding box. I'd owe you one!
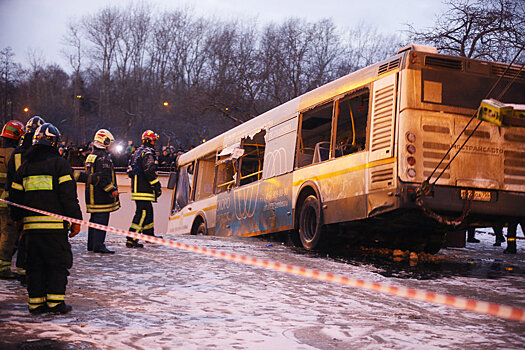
[406,144,416,154]
[407,168,416,177]
[407,156,416,166]
[406,132,416,143]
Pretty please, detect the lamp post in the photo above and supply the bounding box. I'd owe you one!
[75,95,82,143]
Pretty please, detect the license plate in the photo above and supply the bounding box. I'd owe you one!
[460,189,491,202]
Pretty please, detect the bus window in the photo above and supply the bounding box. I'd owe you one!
[239,130,266,186]
[173,162,194,213]
[194,154,215,201]
[335,89,369,156]
[215,154,236,194]
[296,102,333,167]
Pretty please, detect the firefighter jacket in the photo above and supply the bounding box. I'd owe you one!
[10,145,82,232]
[83,147,120,213]
[6,134,33,207]
[0,138,18,209]
[128,145,160,202]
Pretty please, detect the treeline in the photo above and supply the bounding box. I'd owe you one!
[1,0,523,149]
[1,5,405,148]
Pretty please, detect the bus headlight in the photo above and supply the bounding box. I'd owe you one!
[407,168,416,177]
[406,132,416,143]
[406,144,416,154]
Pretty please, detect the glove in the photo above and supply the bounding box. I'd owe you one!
[69,223,81,238]
[154,183,162,198]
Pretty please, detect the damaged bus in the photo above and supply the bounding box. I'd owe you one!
[167,44,525,253]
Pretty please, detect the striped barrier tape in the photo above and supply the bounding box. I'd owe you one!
[2,197,524,323]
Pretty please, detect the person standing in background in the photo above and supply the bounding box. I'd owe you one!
[81,129,120,254]
[0,120,26,279]
[126,130,162,248]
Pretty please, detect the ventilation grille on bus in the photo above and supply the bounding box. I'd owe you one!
[422,141,451,180]
[504,150,525,186]
[378,58,401,75]
[371,167,394,185]
[491,64,525,82]
[425,56,463,70]
[370,84,395,152]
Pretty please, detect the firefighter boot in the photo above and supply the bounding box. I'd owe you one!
[0,260,16,279]
[29,304,48,315]
[126,238,144,248]
[47,302,72,314]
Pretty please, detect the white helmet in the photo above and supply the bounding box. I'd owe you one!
[93,129,115,149]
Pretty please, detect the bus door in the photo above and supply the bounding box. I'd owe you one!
[169,162,194,234]
[256,117,298,233]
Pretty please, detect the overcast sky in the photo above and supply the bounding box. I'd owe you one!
[0,0,447,69]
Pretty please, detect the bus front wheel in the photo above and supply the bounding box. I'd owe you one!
[299,195,324,250]
[196,222,207,235]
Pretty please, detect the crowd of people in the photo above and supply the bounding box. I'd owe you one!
[0,116,166,315]
[58,141,183,171]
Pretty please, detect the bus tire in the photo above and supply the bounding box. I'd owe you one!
[299,195,324,250]
[196,222,207,235]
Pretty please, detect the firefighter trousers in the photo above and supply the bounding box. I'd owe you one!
[127,200,154,241]
[88,212,110,251]
[0,209,20,275]
[26,231,73,302]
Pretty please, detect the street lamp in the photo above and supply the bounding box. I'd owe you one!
[163,101,169,107]
[23,107,29,113]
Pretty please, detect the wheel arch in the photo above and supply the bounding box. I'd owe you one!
[190,211,208,235]
[294,180,322,230]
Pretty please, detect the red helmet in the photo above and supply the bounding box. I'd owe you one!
[1,120,26,140]
[141,130,159,143]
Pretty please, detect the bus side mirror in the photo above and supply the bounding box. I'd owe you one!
[167,171,178,190]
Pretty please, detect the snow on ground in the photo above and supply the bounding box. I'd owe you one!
[0,228,524,349]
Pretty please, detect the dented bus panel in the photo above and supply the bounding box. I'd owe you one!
[167,45,525,253]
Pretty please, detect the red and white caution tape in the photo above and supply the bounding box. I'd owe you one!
[3,198,525,322]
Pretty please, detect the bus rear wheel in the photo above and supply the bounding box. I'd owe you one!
[299,195,324,250]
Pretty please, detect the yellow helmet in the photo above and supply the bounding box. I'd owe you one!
[93,129,115,149]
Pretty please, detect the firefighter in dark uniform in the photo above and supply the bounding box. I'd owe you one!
[10,123,82,314]
[6,116,45,282]
[83,129,120,253]
[0,120,26,279]
[126,130,162,248]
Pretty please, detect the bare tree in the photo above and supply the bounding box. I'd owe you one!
[63,22,86,142]
[82,7,124,119]
[408,0,525,62]
[306,19,342,89]
[340,22,405,75]
[0,47,22,124]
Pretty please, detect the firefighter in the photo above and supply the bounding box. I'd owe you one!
[0,120,26,279]
[83,129,120,253]
[6,116,45,283]
[10,123,82,314]
[126,130,162,248]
